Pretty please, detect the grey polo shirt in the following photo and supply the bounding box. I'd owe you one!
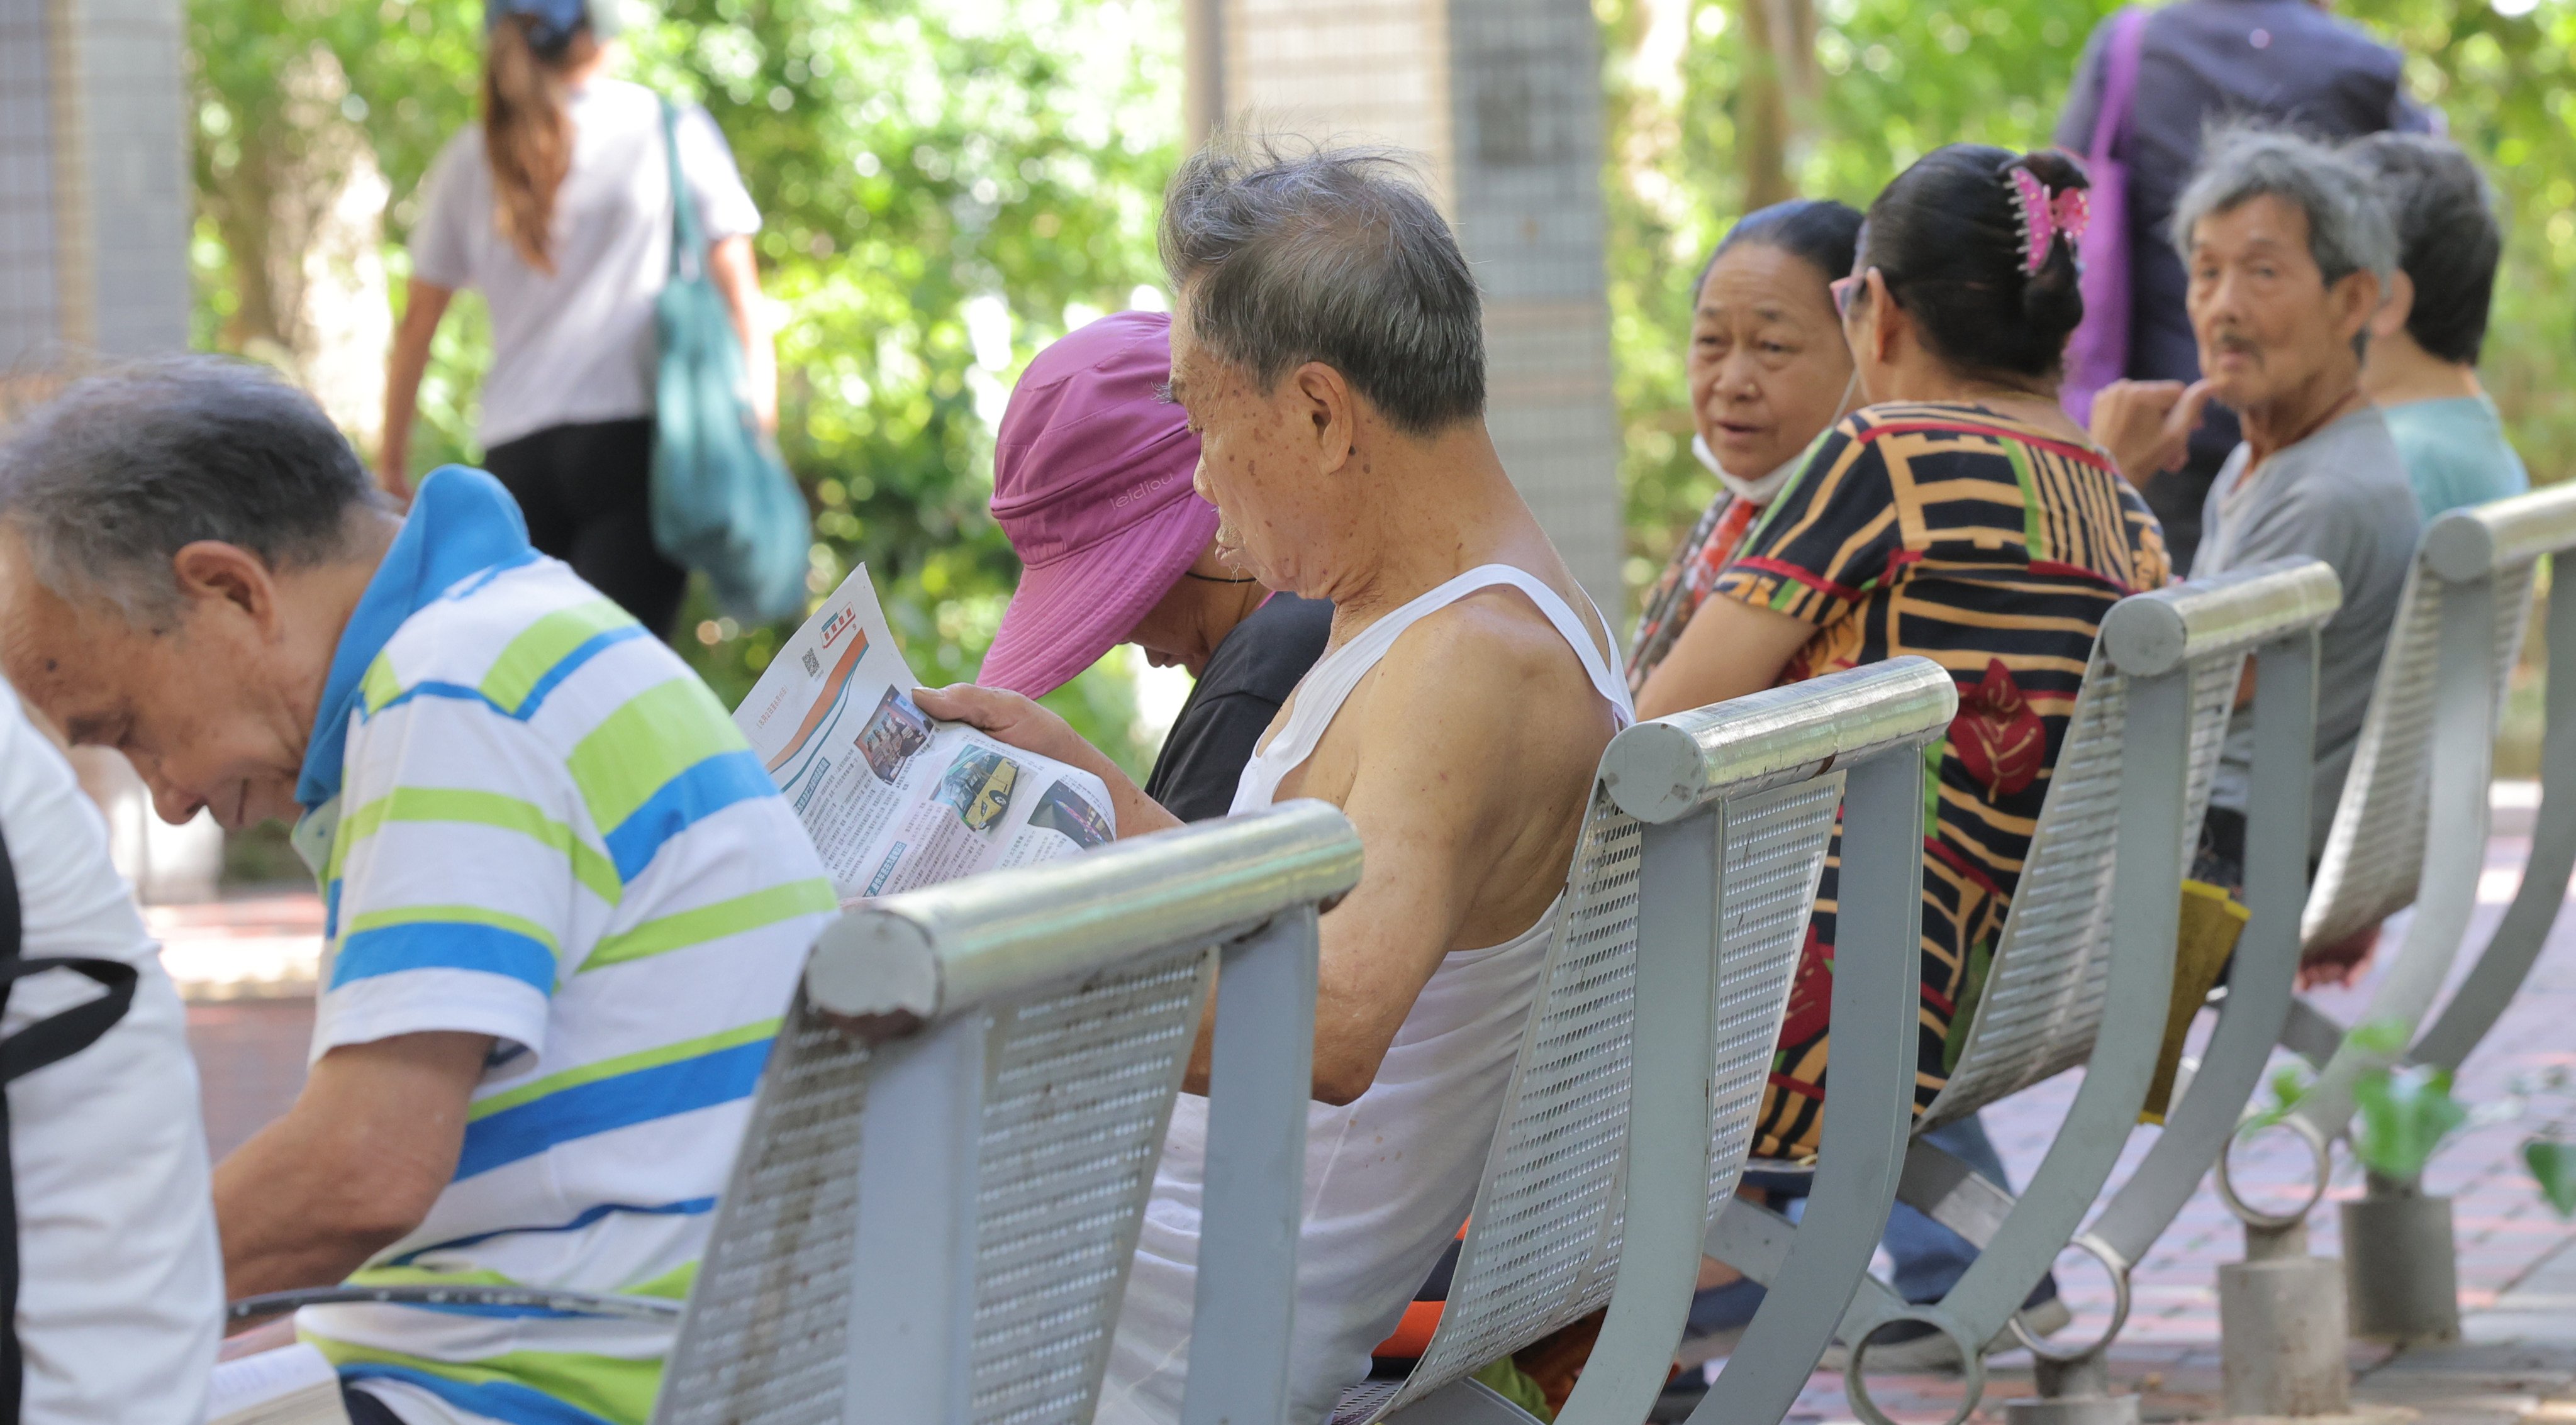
[2193,406,2420,855]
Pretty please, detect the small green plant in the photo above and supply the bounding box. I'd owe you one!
[2326,1020,2576,1217]
[2514,1065,2576,1219]
[2352,1062,2470,1184]
[2524,1138,2576,1217]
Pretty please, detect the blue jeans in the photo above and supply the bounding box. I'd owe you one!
[1690,1112,2053,1335]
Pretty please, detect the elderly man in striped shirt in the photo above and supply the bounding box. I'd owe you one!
[0,358,835,1425]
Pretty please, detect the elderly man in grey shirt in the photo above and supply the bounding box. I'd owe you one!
[2092,126,2417,987]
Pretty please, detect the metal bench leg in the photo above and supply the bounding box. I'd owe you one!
[1185,909,1320,1425]
[2280,577,2496,1140]
[2414,565,2576,1073]
[2017,632,2318,1425]
[1554,811,1723,1425]
[1895,664,2188,1416]
[841,1014,986,1421]
[1690,748,1923,1425]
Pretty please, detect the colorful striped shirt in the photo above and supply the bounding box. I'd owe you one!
[287,468,835,1425]
[1709,403,2170,1162]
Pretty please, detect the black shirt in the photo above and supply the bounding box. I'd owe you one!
[1142,594,1334,821]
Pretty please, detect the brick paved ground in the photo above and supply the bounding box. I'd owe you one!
[174,804,2576,1422]
[1761,814,2576,1424]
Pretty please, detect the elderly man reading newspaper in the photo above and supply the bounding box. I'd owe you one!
[0,359,835,1425]
[918,140,1635,1425]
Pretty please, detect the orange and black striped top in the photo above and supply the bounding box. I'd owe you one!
[1709,401,2171,1161]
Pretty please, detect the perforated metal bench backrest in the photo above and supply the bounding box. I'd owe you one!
[1917,625,2244,1129]
[651,802,1360,1425]
[1333,771,1840,1421]
[654,956,1213,1425]
[2302,555,2532,951]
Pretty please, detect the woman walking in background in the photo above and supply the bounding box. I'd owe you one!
[381,0,773,640]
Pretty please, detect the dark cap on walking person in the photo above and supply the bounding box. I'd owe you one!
[980,311,1219,698]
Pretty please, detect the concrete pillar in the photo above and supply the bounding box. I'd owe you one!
[1193,0,1628,611]
[1,0,208,905]
[0,0,189,371]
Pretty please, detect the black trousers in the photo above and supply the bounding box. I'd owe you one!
[484,417,689,641]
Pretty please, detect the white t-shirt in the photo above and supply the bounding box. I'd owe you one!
[410,77,762,448]
[0,680,222,1424]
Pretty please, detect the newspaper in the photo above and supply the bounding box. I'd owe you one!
[733,567,1118,900]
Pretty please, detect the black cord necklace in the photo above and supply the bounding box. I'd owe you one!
[1181,570,1260,584]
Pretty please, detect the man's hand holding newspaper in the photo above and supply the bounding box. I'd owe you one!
[734,568,1119,899]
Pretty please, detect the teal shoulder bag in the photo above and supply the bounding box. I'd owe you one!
[650,98,813,624]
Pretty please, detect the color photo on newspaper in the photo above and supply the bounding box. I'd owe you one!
[732,566,1119,901]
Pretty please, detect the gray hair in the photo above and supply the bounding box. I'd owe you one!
[1159,136,1484,435]
[0,357,382,625]
[2170,124,2398,289]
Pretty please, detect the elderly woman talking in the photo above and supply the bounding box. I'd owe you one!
[1628,199,1861,700]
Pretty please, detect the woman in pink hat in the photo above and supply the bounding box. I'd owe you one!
[978,309,1331,820]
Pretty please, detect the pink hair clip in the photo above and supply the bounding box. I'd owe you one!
[2008,167,2090,275]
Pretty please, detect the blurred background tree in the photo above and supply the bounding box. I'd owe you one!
[186,0,1180,777]
[186,0,2571,780]
[1605,0,2573,591]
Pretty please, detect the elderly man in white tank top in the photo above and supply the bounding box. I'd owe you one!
[917,138,1634,1424]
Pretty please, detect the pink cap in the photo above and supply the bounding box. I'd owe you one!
[979,310,1218,698]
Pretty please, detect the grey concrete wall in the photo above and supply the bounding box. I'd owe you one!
[0,0,65,367]
[0,0,187,371]
[78,0,187,357]
[1211,0,1627,612]
[1447,0,1623,614]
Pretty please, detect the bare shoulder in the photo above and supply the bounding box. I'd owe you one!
[1358,582,1618,779]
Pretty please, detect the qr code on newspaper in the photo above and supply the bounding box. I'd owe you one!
[802,648,822,678]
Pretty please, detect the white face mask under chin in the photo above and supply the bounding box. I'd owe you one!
[1694,369,1860,507]
[1692,434,1805,507]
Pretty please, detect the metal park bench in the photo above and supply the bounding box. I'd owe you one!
[1327,657,1958,1425]
[1690,560,2342,1425]
[2217,482,2576,1360]
[228,800,1363,1425]
[2252,484,2576,1175]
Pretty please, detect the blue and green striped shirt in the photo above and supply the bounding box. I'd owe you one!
[289,468,834,1425]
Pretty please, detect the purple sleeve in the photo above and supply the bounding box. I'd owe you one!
[2053,17,2114,153]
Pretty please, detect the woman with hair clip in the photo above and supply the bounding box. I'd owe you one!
[382,0,772,641]
[1638,147,2173,1375]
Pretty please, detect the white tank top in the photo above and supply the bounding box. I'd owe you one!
[1096,565,1635,1425]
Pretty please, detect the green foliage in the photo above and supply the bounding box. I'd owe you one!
[186,0,1178,776]
[2339,1017,2461,1186]
[2250,1059,2314,1129]
[1602,0,2576,606]
[2524,1138,2576,1217]
[2353,1062,2468,1185]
